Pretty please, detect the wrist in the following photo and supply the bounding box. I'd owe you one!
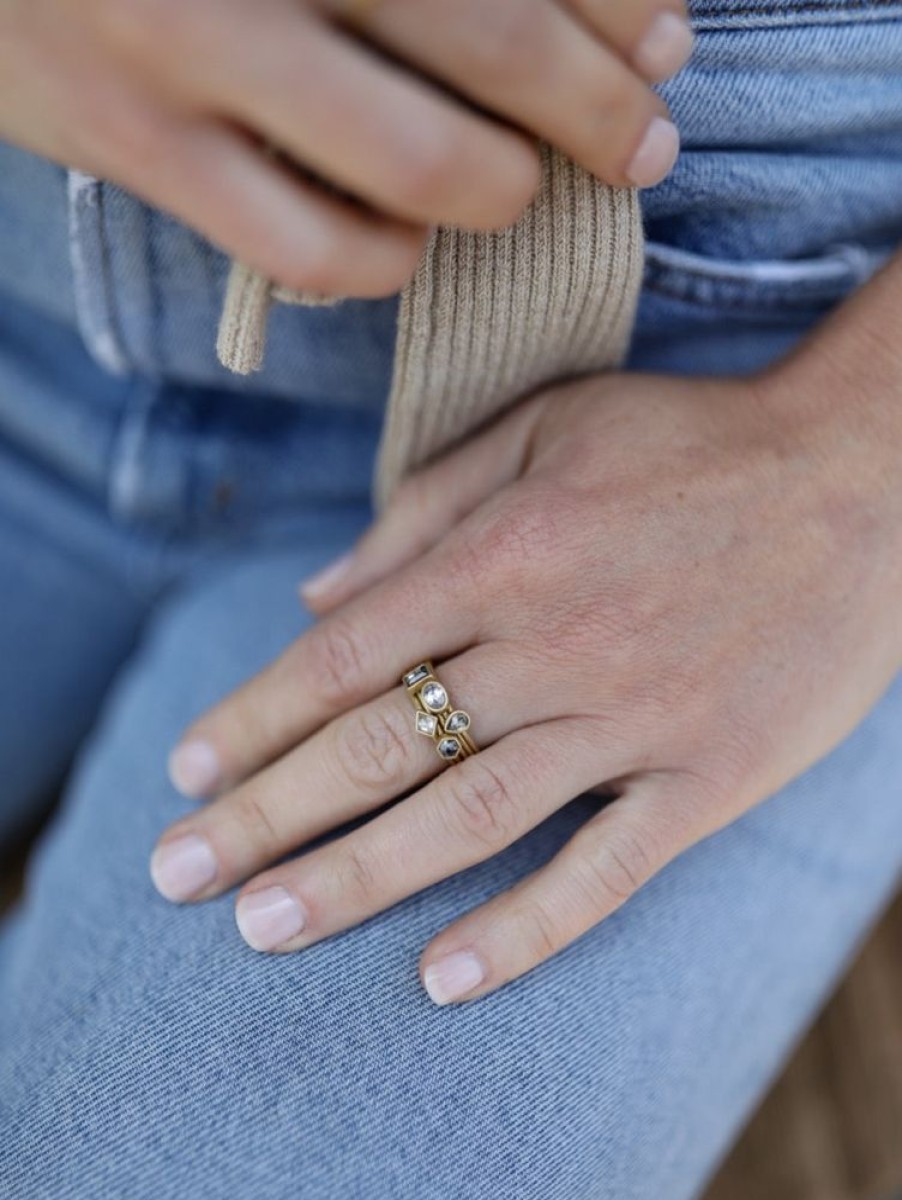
[757,254,902,529]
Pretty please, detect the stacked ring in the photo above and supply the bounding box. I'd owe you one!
[401,661,479,764]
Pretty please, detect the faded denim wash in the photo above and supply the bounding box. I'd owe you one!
[1,2,901,1197]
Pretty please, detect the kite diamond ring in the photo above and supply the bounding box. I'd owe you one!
[402,661,479,764]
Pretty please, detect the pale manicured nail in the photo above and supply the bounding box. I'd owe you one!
[236,886,307,951]
[423,951,486,1005]
[299,551,355,602]
[168,739,221,798]
[634,12,695,82]
[150,834,217,902]
[625,116,681,188]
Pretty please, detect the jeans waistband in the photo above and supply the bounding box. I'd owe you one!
[0,6,901,402]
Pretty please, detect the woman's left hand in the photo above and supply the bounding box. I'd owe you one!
[150,357,902,1004]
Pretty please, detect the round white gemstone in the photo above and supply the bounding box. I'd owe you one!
[437,737,461,760]
[445,710,470,733]
[420,682,448,712]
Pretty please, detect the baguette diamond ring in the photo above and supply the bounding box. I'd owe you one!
[402,662,478,764]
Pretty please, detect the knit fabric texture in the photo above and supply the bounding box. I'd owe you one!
[216,145,645,511]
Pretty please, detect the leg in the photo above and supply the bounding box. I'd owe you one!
[0,311,147,842]
[0,276,379,846]
[1,545,900,1200]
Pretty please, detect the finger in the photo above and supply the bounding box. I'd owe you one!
[167,534,489,798]
[564,0,694,84]
[153,642,570,901]
[418,780,698,1003]
[299,393,548,613]
[230,720,609,953]
[159,2,541,231]
[82,95,427,297]
[324,0,680,190]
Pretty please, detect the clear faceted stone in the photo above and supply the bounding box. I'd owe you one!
[403,664,430,688]
[437,737,461,760]
[445,710,470,733]
[415,712,438,737]
[420,682,448,712]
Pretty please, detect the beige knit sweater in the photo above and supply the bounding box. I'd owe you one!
[217,145,645,511]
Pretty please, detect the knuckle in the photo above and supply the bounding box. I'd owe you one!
[445,761,520,850]
[575,825,654,912]
[307,617,369,704]
[336,705,412,793]
[523,895,561,961]
[591,66,639,125]
[468,2,544,86]
[581,76,663,163]
[389,121,537,230]
[461,492,568,592]
[340,843,378,906]
[682,732,760,814]
[237,791,284,851]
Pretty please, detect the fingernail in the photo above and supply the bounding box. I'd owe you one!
[236,886,307,951]
[299,551,355,603]
[423,950,486,1005]
[634,13,695,82]
[150,834,217,902]
[625,116,680,188]
[168,739,221,798]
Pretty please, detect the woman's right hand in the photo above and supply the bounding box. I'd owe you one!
[0,0,691,296]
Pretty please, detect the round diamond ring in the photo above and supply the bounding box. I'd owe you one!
[401,661,479,764]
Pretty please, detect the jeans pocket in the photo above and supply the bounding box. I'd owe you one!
[642,239,892,320]
[688,0,902,31]
[630,238,895,376]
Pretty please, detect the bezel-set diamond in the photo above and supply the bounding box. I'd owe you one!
[444,710,470,734]
[401,662,476,765]
[403,664,431,688]
[415,712,439,737]
[437,737,461,760]
[420,682,448,712]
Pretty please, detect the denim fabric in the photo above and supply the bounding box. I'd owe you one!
[2,2,902,395]
[1,3,902,1198]
[634,0,902,373]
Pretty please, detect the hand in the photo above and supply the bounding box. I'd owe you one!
[0,0,690,296]
[150,341,902,1004]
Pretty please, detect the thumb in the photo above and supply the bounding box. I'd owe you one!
[299,392,547,613]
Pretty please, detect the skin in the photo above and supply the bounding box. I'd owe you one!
[153,252,902,1003]
[0,0,690,296]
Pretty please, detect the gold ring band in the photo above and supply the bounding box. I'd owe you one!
[402,661,479,764]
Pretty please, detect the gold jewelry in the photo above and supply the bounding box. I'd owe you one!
[402,661,478,764]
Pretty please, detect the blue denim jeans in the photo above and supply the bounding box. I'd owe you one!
[2,3,902,1198]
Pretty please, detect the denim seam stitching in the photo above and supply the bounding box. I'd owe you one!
[691,1,902,29]
[66,171,131,376]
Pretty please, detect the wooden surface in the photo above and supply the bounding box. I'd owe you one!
[706,891,902,1200]
[2,833,901,1198]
